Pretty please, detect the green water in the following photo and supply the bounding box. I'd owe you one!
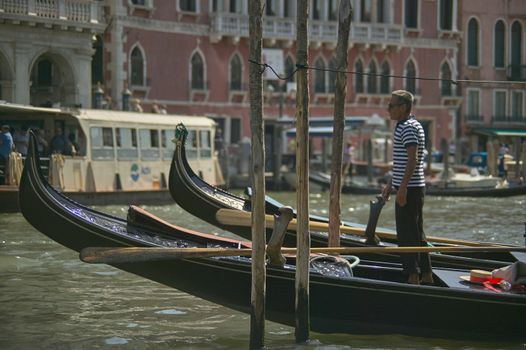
[1,191,525,349]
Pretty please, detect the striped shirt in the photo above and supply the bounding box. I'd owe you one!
[391,116,426,188]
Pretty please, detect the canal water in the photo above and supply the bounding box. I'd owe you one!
[1,191,525,349]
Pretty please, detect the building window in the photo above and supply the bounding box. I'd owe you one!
[494,91,507,120]
[130,47,144,86]
[284,0,295,18]
[467,18,479,66]
[439,0,453,30]
[131,0,145,5]
[285,56,295,82]
[230,54,242,91]
[229,0,240,13]
[328,0,337,21]
[467,90,480,118]
[312,0,321,20]
[380,61,390,94]
[266,0,276,16]
[511,91,524,119]
[36,59,53,86]
[511,21,523,77]
[367,61,377,93]
[405,60,416,94]
[360,0,372,23]
[494,20,505,68]
[328,58,337,93]
[405,0,418,29]
[180,0,196,12]
[377,0,386,23]
[314,58,326,93]
[355,60,364,94]
[440,62,452,96]
[191,53,205,90]
[92,35,104,85]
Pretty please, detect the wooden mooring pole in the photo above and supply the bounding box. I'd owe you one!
[248,1,266,348]
[295,0,310,343]
[328,0,353,248]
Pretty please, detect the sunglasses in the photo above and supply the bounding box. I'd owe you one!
[388,102,405,109]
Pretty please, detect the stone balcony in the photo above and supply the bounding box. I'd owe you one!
[0,0,106,32]
[209,13,403,48]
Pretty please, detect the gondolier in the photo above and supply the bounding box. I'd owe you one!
[382,90,432,285]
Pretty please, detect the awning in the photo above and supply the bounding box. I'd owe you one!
[285,126,351,138]
[473,128,526,138]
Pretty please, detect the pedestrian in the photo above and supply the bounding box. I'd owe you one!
[0,124,14,185]
[35,128,48,156]
[381,90,432,285]
[13,125,30,156]
[342,141,355,180]
[49,126,72,155]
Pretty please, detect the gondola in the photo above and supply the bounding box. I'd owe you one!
[310,171,526,197]
[18,131,526,341]
[168,124,522,270]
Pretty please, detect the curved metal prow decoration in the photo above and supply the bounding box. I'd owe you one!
[364,195,385,246]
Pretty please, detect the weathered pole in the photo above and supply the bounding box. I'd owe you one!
[295,0,310,343]
[248,1,266,348]
[328,0,353,248]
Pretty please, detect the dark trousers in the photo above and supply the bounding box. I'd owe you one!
[395,187,432,276]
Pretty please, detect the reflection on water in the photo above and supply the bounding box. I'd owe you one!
[1,191,525,349]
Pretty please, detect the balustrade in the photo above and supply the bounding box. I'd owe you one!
[0,0,102,25]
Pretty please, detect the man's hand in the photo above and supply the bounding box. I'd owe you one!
[381,183,392,202]
[396,186,407,207]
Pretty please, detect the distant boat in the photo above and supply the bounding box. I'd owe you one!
[309,171,526,198]
[0,102,221,212]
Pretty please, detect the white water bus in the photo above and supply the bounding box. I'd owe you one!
[0,102,222,211]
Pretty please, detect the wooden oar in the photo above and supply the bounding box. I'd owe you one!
[215,208,508,247]
[80,245,526,264]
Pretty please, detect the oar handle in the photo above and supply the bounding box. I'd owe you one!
[215,209,503,247]
[80,245,526,264]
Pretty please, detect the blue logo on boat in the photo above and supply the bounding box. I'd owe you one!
[130,163,140,181]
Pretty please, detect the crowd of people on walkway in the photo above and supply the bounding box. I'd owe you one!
[0,124,80,185]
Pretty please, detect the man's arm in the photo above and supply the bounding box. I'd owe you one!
[396,145,417,206]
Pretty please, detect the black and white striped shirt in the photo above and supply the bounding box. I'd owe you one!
[392,116,426,188]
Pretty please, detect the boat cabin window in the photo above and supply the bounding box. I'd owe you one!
[161,129,175,160]
[186,129,198,159]
[116,127,138,160]
[90,127,114,160]
[200,130,211,158]
[139,129,160,160]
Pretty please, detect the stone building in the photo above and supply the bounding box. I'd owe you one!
[1,0,524,162]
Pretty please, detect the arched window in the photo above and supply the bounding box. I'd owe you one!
[229,54,242,90]
[467,18,479,66]
[440,62,452,96]
[92,35,104,85]
[511,21,523,78]
[328,57,337,93]
[36,58,53,86]
[191,52,205,90]
[405,0,418,29]
[285,56,295,82]
[405,60,416,94]
[494,21,505,68]
[439,0,453,30]
[314,58,326,93]
[380,61,390,94]
[367,61,377,93]
[130,47,144,86]
[355,60,364,94]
